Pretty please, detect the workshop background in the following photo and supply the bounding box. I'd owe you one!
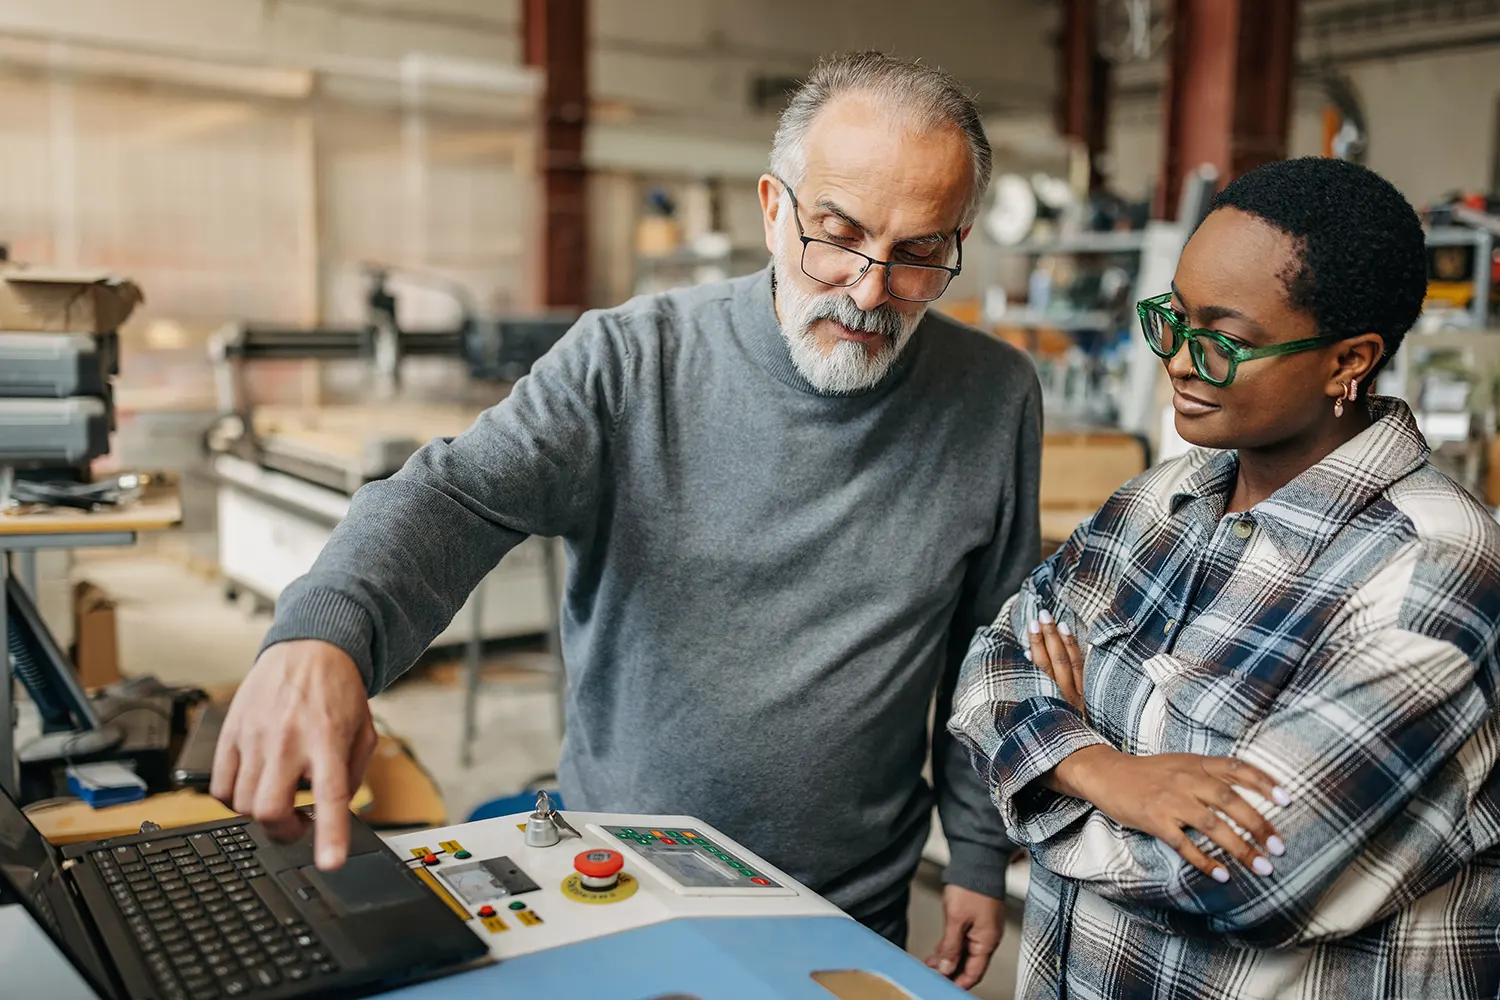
[6,2,1500,997]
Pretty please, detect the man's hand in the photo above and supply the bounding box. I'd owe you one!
[1025,608,1084,714]
[1051,745,1291,883]
[925,885,1004,990]
[210,640,377,870]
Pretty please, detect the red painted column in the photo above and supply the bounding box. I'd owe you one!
[1156,0,1299,219]
[524,0,589,310]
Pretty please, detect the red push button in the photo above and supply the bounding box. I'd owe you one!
[574,849,624,879]
[422,853,439,866]
[477,905,495,918]
[659,838,677,846]
[751,878,771,885]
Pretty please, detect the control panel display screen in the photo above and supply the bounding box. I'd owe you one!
[603,827,781,889]
[441,857,540,906]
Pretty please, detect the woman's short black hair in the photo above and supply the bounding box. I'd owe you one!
[1206,157,1428,382]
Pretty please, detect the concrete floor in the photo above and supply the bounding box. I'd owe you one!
[32,544,1023,998]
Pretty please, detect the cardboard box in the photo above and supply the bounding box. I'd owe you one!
[0,266,144,333]
[70,580,121,690]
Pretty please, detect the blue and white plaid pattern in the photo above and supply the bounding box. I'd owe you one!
[950,396,1500,999]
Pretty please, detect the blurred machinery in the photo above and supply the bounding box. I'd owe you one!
[205,267,575,655]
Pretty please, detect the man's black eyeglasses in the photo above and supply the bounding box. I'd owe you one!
[771,175,961,303]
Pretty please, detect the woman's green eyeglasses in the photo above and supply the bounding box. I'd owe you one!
[1136,292,1344,388]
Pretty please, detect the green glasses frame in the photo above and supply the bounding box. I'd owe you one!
[1136,292,1345,388]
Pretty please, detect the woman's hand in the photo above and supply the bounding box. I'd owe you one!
[1051,745,1291,882]
[1025,608,1085,714]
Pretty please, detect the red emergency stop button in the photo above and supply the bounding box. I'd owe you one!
[574,849,623,879]
[421,853,439,866]
[477,905,495,918]
[574,848,624,891]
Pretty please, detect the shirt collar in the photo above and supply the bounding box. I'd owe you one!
[1170,395,1430,569]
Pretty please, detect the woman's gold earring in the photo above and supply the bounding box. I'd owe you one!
[1334,383,1346,418]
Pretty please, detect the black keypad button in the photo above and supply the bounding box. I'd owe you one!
[284,965,309,981]
[248,967,279,989]
[263,940,291,957]
[317,961,338,975]
[293,933,315,948]
[220,975,249,997]
[272,952,301,968]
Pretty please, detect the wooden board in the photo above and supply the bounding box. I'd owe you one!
[0,488,181,538]
[28,785,374,845]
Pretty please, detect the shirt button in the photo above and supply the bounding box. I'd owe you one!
[1233,521,1254,539]
[1163,618,1176,635]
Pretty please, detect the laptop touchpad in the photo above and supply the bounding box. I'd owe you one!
[300,852,426,914]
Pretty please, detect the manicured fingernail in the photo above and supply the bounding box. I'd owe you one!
[1211,866,1229,883]
[1252,857,1274,877]
[1057,620,1072,636]
[1039,609,1054,625]
[1023,648,1033,661]
[1272,786,1291,807]
[1267,836,1285,857]
[1028,619,1041,634]
[938,959,956,977]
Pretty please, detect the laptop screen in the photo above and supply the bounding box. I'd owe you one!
[0,786,118,999]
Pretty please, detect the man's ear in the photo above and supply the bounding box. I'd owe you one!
[758,175,781,256]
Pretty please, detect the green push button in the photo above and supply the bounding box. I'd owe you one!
[453,850,472,860]
[509,900,527,911]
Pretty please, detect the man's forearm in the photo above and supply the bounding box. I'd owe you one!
[263,468,527,692]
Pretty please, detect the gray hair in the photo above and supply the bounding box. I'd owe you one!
[769,51,992,226]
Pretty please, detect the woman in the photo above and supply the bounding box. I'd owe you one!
[950,156,1500,1000]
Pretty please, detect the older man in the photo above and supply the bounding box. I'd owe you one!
[212,51,1040,988]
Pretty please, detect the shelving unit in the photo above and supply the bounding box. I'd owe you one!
[982,221,1189,439]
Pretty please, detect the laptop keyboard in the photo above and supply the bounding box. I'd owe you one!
[91,824,338,1000]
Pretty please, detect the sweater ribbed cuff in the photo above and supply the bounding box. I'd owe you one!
[258,587,378,694]
[942,837,1012,900]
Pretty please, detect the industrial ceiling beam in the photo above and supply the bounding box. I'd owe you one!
[524,0,588,311]
[1156,0,1299,219]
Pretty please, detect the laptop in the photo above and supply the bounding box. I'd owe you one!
[0,784,489,1000]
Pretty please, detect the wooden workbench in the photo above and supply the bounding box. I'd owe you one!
[0,489,182,537]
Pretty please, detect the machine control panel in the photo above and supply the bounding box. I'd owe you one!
[384,811,836,963]
[602,826,784,891]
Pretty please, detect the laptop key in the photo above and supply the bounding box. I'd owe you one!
[247,878,301,926]
[220,974,250,997]
[189,833,220,857]
[248,967,280,989]
[225,930,251,946]
[283,965,309,982]
[263,940,291,957]
[272,952,300,968]
[317,961,338,975]
[140,838,188,856]
[112,846,141,864]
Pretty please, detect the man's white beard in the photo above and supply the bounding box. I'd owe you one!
[772,243,924,394]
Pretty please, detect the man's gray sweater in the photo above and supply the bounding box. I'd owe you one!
[262,268,1042,917]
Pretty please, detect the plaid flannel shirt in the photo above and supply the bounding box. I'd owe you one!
[950,396,1500,1000]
